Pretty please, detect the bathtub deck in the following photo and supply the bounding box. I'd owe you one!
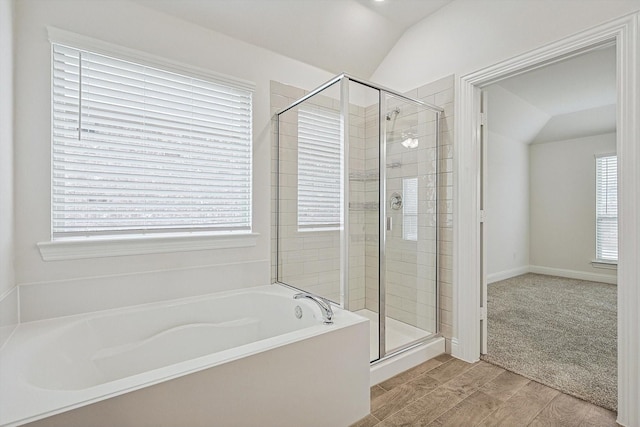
[0,285,370,427]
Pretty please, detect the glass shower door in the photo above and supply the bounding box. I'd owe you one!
[274,74,440,364]
[276,81,345,305]
[381,93,439,356]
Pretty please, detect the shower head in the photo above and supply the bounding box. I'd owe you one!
[385,108,400,121]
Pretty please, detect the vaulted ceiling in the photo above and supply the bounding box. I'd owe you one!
[133,0,453,78]
[487,45,616,144]
[134,0,616,143]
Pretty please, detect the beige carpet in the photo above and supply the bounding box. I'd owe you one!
[481,273,617,411]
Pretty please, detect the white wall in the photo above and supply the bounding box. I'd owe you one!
[0,0,14,297]
[371,0,640,92]
[486,132,530,282]
[0,0,18,346]
[13,0,333,320]
[529,133,617,282]
[484,84,547,282]
[485,86,619,284]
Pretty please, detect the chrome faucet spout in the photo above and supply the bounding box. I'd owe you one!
[294,293,334,325]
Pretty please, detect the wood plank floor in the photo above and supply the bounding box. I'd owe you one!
[351,355,618,427]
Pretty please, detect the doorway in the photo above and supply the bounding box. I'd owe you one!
[479,45,618,410]
[454,15,639,426]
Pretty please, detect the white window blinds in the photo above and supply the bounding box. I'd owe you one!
[51,44,253,238]
[297,105,342,229]
[403,177,418,241]
[595,155,618,261]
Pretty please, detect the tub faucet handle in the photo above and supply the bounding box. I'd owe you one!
[294,293,334,325]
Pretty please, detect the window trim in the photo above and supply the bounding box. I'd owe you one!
[402,177,418,242]
[41,28,257,258]
[47,27,255,93]
[38,232,259,261]
[595,153,618,263]
[591,259,618,269]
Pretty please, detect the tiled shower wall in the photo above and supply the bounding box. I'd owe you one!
[365,99,439,333]
[271,75,454,350]
[411,76,455,347]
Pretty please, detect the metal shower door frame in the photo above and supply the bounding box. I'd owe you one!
[275,73,444,363]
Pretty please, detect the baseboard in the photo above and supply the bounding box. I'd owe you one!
[450,337,461,358]
[487,266,530,284]
[529,265,616,285]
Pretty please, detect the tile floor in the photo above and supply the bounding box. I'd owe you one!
[351,354,618,427]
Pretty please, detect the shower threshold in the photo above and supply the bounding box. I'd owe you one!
[354,309,432,362]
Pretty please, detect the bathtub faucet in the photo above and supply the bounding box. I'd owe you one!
[294,293,334,325]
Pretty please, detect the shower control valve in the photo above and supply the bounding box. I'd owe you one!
[390,192,403,210]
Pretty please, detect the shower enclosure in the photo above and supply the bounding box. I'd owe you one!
[275,74,442,363]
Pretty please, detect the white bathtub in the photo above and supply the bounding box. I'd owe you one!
[0,285,370,427]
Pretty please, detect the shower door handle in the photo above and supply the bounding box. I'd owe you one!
[386,217,392,231]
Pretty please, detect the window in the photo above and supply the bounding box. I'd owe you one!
[51,43,253,239]
[595,155,617,262]
[403,177,418,241]
[297,105,342,230]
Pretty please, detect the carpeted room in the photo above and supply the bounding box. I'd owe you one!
[482,45,618,411]
[483,273,617,410]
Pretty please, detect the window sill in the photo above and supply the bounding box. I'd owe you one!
[591,260,618,270]
[37,232,260,261]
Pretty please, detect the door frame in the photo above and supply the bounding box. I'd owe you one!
[453,13,639,426]
[479,90,488,355]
